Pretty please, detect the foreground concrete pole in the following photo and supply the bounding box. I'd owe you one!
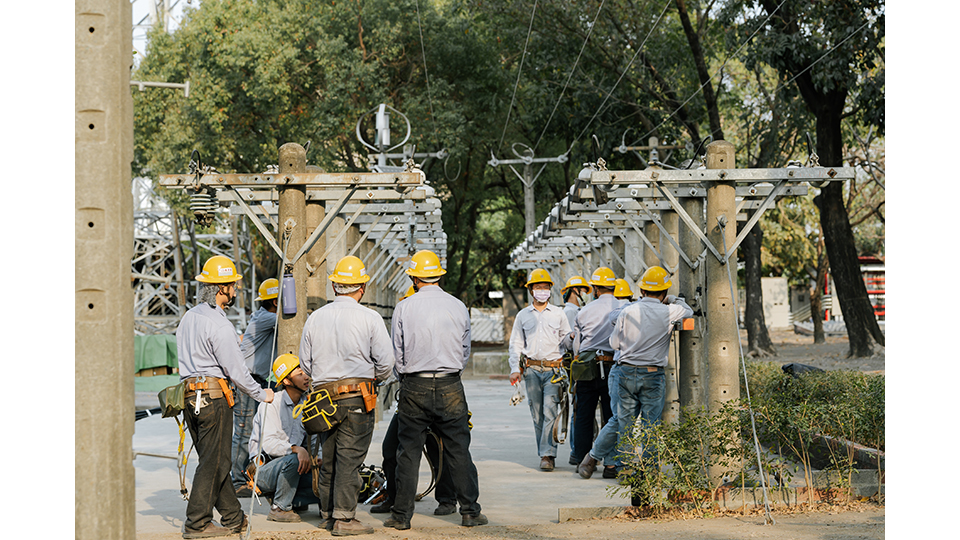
[678,195,706,414]
[705,141,740,478]
[660,211,681,425]
[76,1,134,538]
[277,144,308,355]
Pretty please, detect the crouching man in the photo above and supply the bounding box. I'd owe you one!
[248,354,320,522]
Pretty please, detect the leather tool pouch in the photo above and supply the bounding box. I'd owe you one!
[294,388,345,434]
[571,350,600,382]
[217,378,235,407]
[359,381,377,413]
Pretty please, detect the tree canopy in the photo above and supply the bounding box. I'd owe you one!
[134,0,884,328]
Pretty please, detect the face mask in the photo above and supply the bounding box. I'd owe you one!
[532,290,552,303]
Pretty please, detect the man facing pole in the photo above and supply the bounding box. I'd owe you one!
[177,255,274,539]
[299,255,394,536]
[385,250,487,531]
[609,266,692,502]
[508,268,572,471]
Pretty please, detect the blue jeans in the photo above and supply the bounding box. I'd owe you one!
[255,453,320,511]
[588,363,622,464]
[394,376,481,523]
[616,365,666,464]
[523,369,561,458]
[230,387,259,489]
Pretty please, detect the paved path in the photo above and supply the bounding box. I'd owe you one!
[134,377,628,538]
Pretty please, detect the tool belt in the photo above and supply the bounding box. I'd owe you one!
[571,350,601,382]
[183,376,235,407]
[295,378,376,434]
[597,354,614,363]
[524,358,563,369]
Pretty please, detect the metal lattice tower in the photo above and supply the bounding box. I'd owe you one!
[131,176,254,335]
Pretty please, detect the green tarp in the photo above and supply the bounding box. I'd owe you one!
[134,334,178,372]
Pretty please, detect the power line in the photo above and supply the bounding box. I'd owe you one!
[629,0,790,148]
[566,0,672,155]
[414,0,441,150]
[532,0,606,153]
[497,0,539,154]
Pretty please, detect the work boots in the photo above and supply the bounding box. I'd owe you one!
[539,456,555,471]
[578,454,598,479]
[267,505,301,522]
[331,518,374,536]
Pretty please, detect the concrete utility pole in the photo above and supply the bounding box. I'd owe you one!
[277,143,308,356]
[488,144,568,238]
[678,192,706,414]
[76,1,135,539]
[660,210,681,425]
[704,141,740,479]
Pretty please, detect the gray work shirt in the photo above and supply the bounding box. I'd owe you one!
[248,389,305,459]
[561,302,580,353]
[573,293,621,355]
[298,296,394,385]
[610,297,693,367]
[508,303,572,374]
[177,303,266,402]
[391,285,471,375]
[241,307,277,380]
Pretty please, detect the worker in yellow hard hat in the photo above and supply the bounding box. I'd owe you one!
[558,275,590,466]
[247,354,319,522]
[232,278,281,497]
[508,268,573,471]
[569,266,618,476]
[613,279,634,303]
[178,255,274,538]
[601,266,692,503]
[388,250,487,529]
[298,255,394,535]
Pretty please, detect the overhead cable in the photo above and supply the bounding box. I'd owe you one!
[497,0,539,154]
[415,0,441,149]
[532,0,607,153]
[566,0,672,156]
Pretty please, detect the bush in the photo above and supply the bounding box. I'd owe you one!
[610,363,884,510]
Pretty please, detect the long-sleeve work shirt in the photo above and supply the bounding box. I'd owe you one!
[610,297,693,367]
[573,293,621,355]
[177,303,266,402]
[248,389,306,459]
[508,303,572,374]
[241,307,277,380]
[299,296,394,385]
[391,285,471,376]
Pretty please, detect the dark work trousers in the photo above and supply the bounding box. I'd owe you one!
[381,412,456,507]
[572,375,613,463]
[183,393,244,532]
[394,376,481,523]
[318,396,375,521]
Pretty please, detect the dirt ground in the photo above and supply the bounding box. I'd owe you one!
[244,502,885,540]
[741,328,885,374]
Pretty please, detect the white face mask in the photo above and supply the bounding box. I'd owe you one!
[532,290,552,303]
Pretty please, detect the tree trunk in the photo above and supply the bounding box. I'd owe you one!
[675,0,724,141]
[810,236,828,344]
[812,104,885,356]
[742,211,776,356]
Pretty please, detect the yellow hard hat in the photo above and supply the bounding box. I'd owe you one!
[402,285,416,299]
[614,278,633,299]
[272,353,300,383]
[329,255,370,285]
[561,275,589,292]
[588,267,617,287]
[196,255,242,284]
[406,250,446,278]
[639,266,672,291]
[254,278,279,301]
[525,268,554,287]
